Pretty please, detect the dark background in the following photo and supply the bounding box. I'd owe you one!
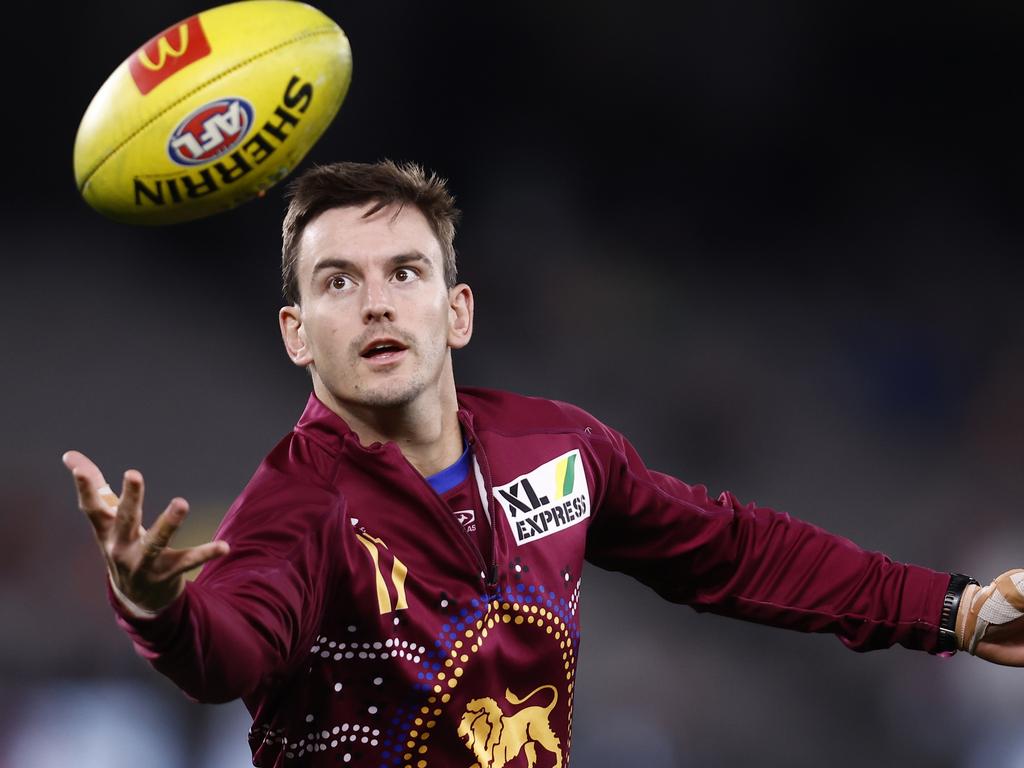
[2,1,1023,766]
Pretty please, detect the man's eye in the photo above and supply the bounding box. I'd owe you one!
[394,267,417,282]
[329,275,348,290]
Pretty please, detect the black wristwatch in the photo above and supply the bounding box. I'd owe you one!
[936,572,980,654]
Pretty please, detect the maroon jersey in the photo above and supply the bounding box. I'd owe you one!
[111,388,951,767]
[434,451,491,559]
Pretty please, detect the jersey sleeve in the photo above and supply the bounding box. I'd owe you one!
[582,423,950,653]
[110,455,344,704]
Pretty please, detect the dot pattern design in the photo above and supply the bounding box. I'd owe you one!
[252,577,584,766]
[309,634,428,664]
[250,625,434,764]
[310,634,393,662]
[568,576,582,617]
[250,720,381,761]
[379,702,426,767]
[393,583,582,768]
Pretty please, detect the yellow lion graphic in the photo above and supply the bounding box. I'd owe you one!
[457,684,563,768]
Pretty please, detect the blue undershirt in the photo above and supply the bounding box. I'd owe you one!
[425,439,472,494]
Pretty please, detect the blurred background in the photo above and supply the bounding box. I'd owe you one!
[2,1,1023,766]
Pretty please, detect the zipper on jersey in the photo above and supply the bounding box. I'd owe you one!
[457,411,500,593]
[390,439,492,592]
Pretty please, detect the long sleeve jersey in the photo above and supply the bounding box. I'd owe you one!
[112,387,951,767]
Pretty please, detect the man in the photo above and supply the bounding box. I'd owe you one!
[63,160,1024,767]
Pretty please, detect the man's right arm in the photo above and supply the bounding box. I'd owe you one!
[64,449,342,703]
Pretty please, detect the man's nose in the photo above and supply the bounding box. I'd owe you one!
[360,279,396,323]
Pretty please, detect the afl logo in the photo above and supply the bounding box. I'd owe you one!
[167,98,254,166]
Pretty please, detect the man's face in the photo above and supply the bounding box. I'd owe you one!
[280,201,471,412]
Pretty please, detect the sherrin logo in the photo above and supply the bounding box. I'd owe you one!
[133,76,314,210]
[168,98,254,166]
[494,450,590,545]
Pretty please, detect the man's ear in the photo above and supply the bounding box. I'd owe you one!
[447,283,474,350]
[279,304,313,367]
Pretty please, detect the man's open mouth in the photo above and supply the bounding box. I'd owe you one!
[360,339,409,358]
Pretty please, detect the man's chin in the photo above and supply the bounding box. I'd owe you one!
[357,391,418,410]
[347,379,425,411]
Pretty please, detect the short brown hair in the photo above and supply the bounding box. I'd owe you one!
[281,160,461,305]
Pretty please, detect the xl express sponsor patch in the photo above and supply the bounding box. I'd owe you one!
[493,450,590,545]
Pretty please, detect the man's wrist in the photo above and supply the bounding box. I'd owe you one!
[108,573,165,620]
[955,583,981,649]
[937,572,980,655]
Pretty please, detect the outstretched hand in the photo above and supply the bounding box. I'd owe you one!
[62,450,229,614]
[974,621,1024,666]
[957,570,1024,666]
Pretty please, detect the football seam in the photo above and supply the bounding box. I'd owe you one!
[79,25,346,192]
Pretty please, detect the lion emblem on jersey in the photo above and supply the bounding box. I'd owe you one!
[457,684,563,768]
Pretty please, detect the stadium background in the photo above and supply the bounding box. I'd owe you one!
[2,1,1023,766]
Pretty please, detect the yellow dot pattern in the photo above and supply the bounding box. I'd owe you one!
[401,598,577,768]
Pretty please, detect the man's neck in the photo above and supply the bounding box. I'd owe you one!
[313,378,464,477]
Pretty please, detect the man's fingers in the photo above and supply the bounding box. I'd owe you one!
[70,468,116,531]
[165,540,230,580]
[71,468,105,511]
[115,469,145,542]
[140,497,189,564]
[64,450,116,523]
[62,450,109,489]
[974,638,1024,667]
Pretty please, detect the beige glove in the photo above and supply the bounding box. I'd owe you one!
[956,569,1024,654]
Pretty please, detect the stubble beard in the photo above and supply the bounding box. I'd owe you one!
[354,372,428,409]
[349,341,446,411]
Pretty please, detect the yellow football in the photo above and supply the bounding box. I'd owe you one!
[73,0,352,225]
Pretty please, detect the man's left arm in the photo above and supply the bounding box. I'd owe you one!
[582,424,1024,662]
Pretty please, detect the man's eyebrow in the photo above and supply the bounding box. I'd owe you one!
[387,252,432,271]
[311,252,432,278]
[311,257,357,277]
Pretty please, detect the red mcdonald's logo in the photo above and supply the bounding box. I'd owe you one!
[128,15,212,96]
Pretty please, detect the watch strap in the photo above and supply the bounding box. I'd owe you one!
[937,572,980,654]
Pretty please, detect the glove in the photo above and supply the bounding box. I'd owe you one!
[956,569,1024,655]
